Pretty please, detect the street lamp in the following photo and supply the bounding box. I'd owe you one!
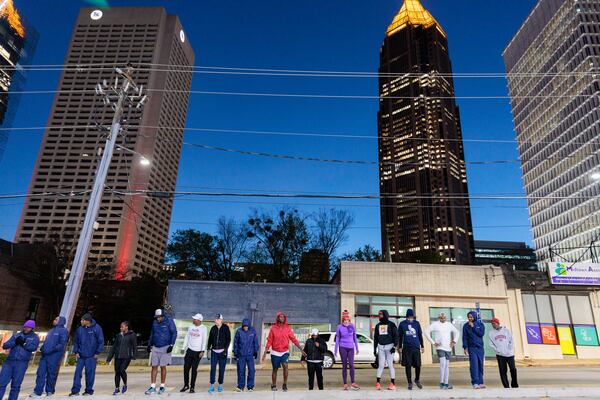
[115,144,151,166]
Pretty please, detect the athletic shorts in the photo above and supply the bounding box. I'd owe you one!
[401,347,422,368]
[437,350,452,360]
[151,345,172,367]
[271,353,289,369]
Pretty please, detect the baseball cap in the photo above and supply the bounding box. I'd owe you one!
[154,309,164,318]
[311,328,319,336]
[491,317,500,325]
[192,313,203,321]
[215,313,224,320]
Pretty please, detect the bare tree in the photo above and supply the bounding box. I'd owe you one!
[215,216,248,280]
[311,208,354,261]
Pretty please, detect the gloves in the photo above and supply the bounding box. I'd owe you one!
[166,345,173,353]
[146,345,152,353]
[106,357,112,363]
[254,352,258,359]
[15,336,25,346]
[390,347,396,354]
[373,351,377,357]
[233,353,238,360]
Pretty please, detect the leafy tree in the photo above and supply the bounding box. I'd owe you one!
[165,229,221,280]
[311,208,354,263]
[341,244,382,262]
[247,209,310,282]
[405,250,445,264]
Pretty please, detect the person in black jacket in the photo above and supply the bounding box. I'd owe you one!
[300,329,327,390]
[106,321,137,395]
[373,310,398,391]
[206,314,231,393]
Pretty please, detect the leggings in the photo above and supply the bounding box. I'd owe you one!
[376,344,395,380]
[339,347,355,384]
[114,359,130,388]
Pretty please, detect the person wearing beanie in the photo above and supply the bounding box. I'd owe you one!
[300,329,327,390]
[424,312,460,390]
[489,318,518,388]
[0,320,40,400]
[462,311,486,389]
[398,309,424,390]
[207,314,231,393]
[334,310,359,390]
[70,313,104,396]
[145,309,177,395]
[31,316,68,397]
[233,318,259,392]
[180,314,207,393]
[106,321,137,396]
[373,309,398,391]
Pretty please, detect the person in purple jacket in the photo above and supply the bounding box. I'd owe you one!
[334,310,360,390]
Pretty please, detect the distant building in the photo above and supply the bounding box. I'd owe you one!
[504,0,600,263]
[474,240,538,271]
[15,7,195,278]
[378,0,474,265]
[299,249,329,284]
[0,0,38,164]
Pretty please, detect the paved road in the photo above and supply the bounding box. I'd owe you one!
[14,364,600,398]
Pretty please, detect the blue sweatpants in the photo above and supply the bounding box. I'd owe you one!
[209,351,227,385]
[468,347,485,385]
[236,356,255,390]
[34,353,63,395]
[71,357,97,394]
[0,360,29,400]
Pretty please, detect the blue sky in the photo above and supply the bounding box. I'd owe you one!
[0,0,538,255]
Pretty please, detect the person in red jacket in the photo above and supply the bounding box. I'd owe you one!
[261,312,306,392]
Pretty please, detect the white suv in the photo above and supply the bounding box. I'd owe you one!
[318,332,400,369]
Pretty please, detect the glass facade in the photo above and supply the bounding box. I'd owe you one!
[428,307,496,358]
[521,293,598,349]
[354,295,415,339]
[504,0,600,263]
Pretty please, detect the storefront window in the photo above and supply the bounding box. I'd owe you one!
[354,295,415,339]
[428,307,496,359]
[521,293,599,348]
[262,323,330,361]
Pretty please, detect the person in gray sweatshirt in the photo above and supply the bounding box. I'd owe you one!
[488,318,518,388]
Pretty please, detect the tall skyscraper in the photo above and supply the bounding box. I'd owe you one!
[378,0,474,264]
[504,0,600,263]
[16,7,194,279]
[0,0,37,164]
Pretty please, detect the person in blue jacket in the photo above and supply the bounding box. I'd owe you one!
[0,320,40,400]
[31,316,68,397]
[70,313,104,396]
[462,311,486,389]
[145,309,177,395]
[233,319,259,392]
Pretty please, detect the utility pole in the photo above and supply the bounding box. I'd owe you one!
[59,66,148,329]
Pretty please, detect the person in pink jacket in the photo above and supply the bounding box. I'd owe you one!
[335,310,360,390]
[261,312,305,392]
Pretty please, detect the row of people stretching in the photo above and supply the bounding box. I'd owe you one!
[0,308,518,399]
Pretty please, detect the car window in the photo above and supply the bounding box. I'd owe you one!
[320,334,331,342]
[357,334,371,344]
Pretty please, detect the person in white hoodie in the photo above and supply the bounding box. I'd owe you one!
[489,318,518,389]
[180,314,208,393]
[424,312,460,390]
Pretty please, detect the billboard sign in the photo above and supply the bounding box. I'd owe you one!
[548,262,600,286]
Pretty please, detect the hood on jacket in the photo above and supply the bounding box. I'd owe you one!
[467,311,478,321]
[275,312,287,326]
[242,318,251,328]
[56,316,66,327]
[379,309,390,323]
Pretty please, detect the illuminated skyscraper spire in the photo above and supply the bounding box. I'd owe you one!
[386,0,445,37]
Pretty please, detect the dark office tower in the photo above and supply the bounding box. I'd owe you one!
[15,7,194,279]
[504,0,600,263]
[378,0,474,264]
[0,0,37,164]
